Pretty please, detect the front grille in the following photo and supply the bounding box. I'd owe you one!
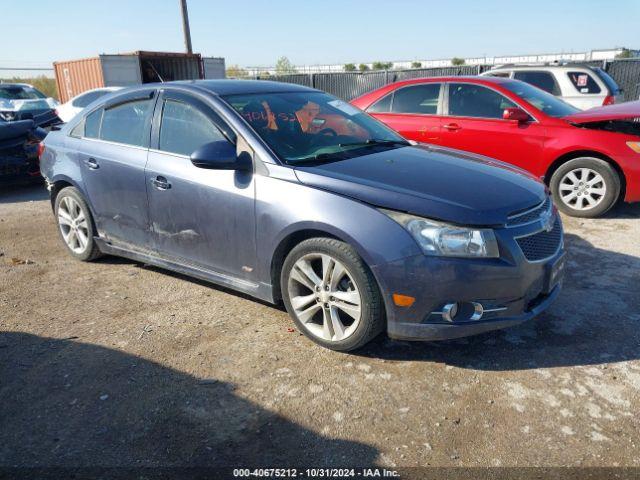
[516,217,562,261]
[507,197,552,227]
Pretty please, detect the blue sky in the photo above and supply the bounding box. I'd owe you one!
[3,0,639,68]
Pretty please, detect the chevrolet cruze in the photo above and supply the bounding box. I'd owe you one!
[39,80,565,351]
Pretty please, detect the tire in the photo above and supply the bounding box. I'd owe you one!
[280,237,385,352]
[54,186,102,261]
[549,157,621,218]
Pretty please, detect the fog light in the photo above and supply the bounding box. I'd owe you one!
[442,302,459,322]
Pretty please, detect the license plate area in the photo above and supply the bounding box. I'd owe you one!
[544,252,566,294]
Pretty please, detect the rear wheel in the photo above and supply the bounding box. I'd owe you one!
[281,238,385,352]
[550,157,620,218]
[54,187,102,261]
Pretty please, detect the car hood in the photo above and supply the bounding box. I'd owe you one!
[293,145,546,227]
[563,100,640,124]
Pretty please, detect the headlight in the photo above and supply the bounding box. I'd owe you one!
[381,209,499,258]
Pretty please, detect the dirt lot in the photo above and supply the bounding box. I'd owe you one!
[1,183,639,469]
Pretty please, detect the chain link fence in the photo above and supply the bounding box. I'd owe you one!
[256,60,640,102]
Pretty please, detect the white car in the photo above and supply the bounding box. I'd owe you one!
[481,64,623,110]
[55,87,122,123]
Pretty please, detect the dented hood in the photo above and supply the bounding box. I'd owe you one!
[563,100,640,124]
[293,145,546,227]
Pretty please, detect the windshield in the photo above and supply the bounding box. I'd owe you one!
[223,91,408,164]
[0,86,47,100]
[501,80,580,118]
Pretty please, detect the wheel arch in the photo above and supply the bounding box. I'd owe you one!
[545,150,626,200]
[268,224,385,304]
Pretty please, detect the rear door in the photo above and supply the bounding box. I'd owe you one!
[145,90,257,279]
[75,90,156,249]
[367,83,443,144]
[439,82,545,172]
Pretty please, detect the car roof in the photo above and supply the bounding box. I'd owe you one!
[384,76,513,89]
[170,79,318,96]
[488,64,594,71]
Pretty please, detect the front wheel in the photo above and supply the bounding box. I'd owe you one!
[281,238,385,352]
[550,157,621,218]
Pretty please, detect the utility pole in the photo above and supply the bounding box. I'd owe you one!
[179,0,193,54]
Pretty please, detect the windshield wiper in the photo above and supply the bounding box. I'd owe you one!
[291,152,348,165]
[338,139,410,148]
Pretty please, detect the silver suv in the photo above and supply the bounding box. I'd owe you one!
[481,64,622,110]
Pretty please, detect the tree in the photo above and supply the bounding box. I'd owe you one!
[275,56,297,75]
[372,61,393,70]
[451,57,466,66]
[358,63,370,72]
[225,65,248,78]
[344,63,356,72]
[411,61,422,69]
[615,48,634,59]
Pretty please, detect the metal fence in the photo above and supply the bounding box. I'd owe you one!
[256,59,640,102]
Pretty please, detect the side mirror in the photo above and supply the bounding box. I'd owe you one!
[190,140,249,171]
[503,107,530,123]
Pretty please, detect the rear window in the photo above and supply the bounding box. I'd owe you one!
[513,71,561,96]
[100,99,154,147]
[0,85,47,100]
[567,72,601,94]
[485,72,511,78]
[72,90,110,108]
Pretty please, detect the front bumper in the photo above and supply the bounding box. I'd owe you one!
[371,218,565,342]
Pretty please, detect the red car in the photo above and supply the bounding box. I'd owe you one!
[351,77,640,217]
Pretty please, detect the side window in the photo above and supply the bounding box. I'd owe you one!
[84,109,102,139]
[367,93,392,113]
[100,99,154,147]
[72,90,108,108]
[448,84,516,119]
[513,71,560,96]
[391,84,441,114]
[159,99,226,156]
[567,72,601,94]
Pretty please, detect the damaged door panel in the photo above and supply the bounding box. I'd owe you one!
[145,91,257,280]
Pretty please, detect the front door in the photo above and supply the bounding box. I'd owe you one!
[439,82,546,172]
[145,91,257,280]
[74,91,156,248]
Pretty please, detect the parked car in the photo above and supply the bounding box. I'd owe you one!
[0,118,47,186]
[351,76,640,217]
[0,83,61,128]
[481,64,622,109]
[40,80,565,351]
[55,87,122,123]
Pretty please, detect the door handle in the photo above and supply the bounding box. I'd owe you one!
[85,158,99,169]
[443,123,461,131]
[151,176,171,190]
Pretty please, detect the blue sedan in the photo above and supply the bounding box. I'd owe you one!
[39,80,565,351]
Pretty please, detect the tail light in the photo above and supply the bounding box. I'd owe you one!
[602,95,615,106]
[37,142,45,159]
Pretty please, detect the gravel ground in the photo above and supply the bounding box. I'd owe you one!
[1,183,639,469]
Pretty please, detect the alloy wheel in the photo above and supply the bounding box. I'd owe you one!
[57,196,90,254]
[558,167,606,211]
[287,253,362,342]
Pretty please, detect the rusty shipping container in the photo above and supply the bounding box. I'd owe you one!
[54,51,225,103]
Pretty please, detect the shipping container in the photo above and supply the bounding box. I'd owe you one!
[54,51,225,103]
